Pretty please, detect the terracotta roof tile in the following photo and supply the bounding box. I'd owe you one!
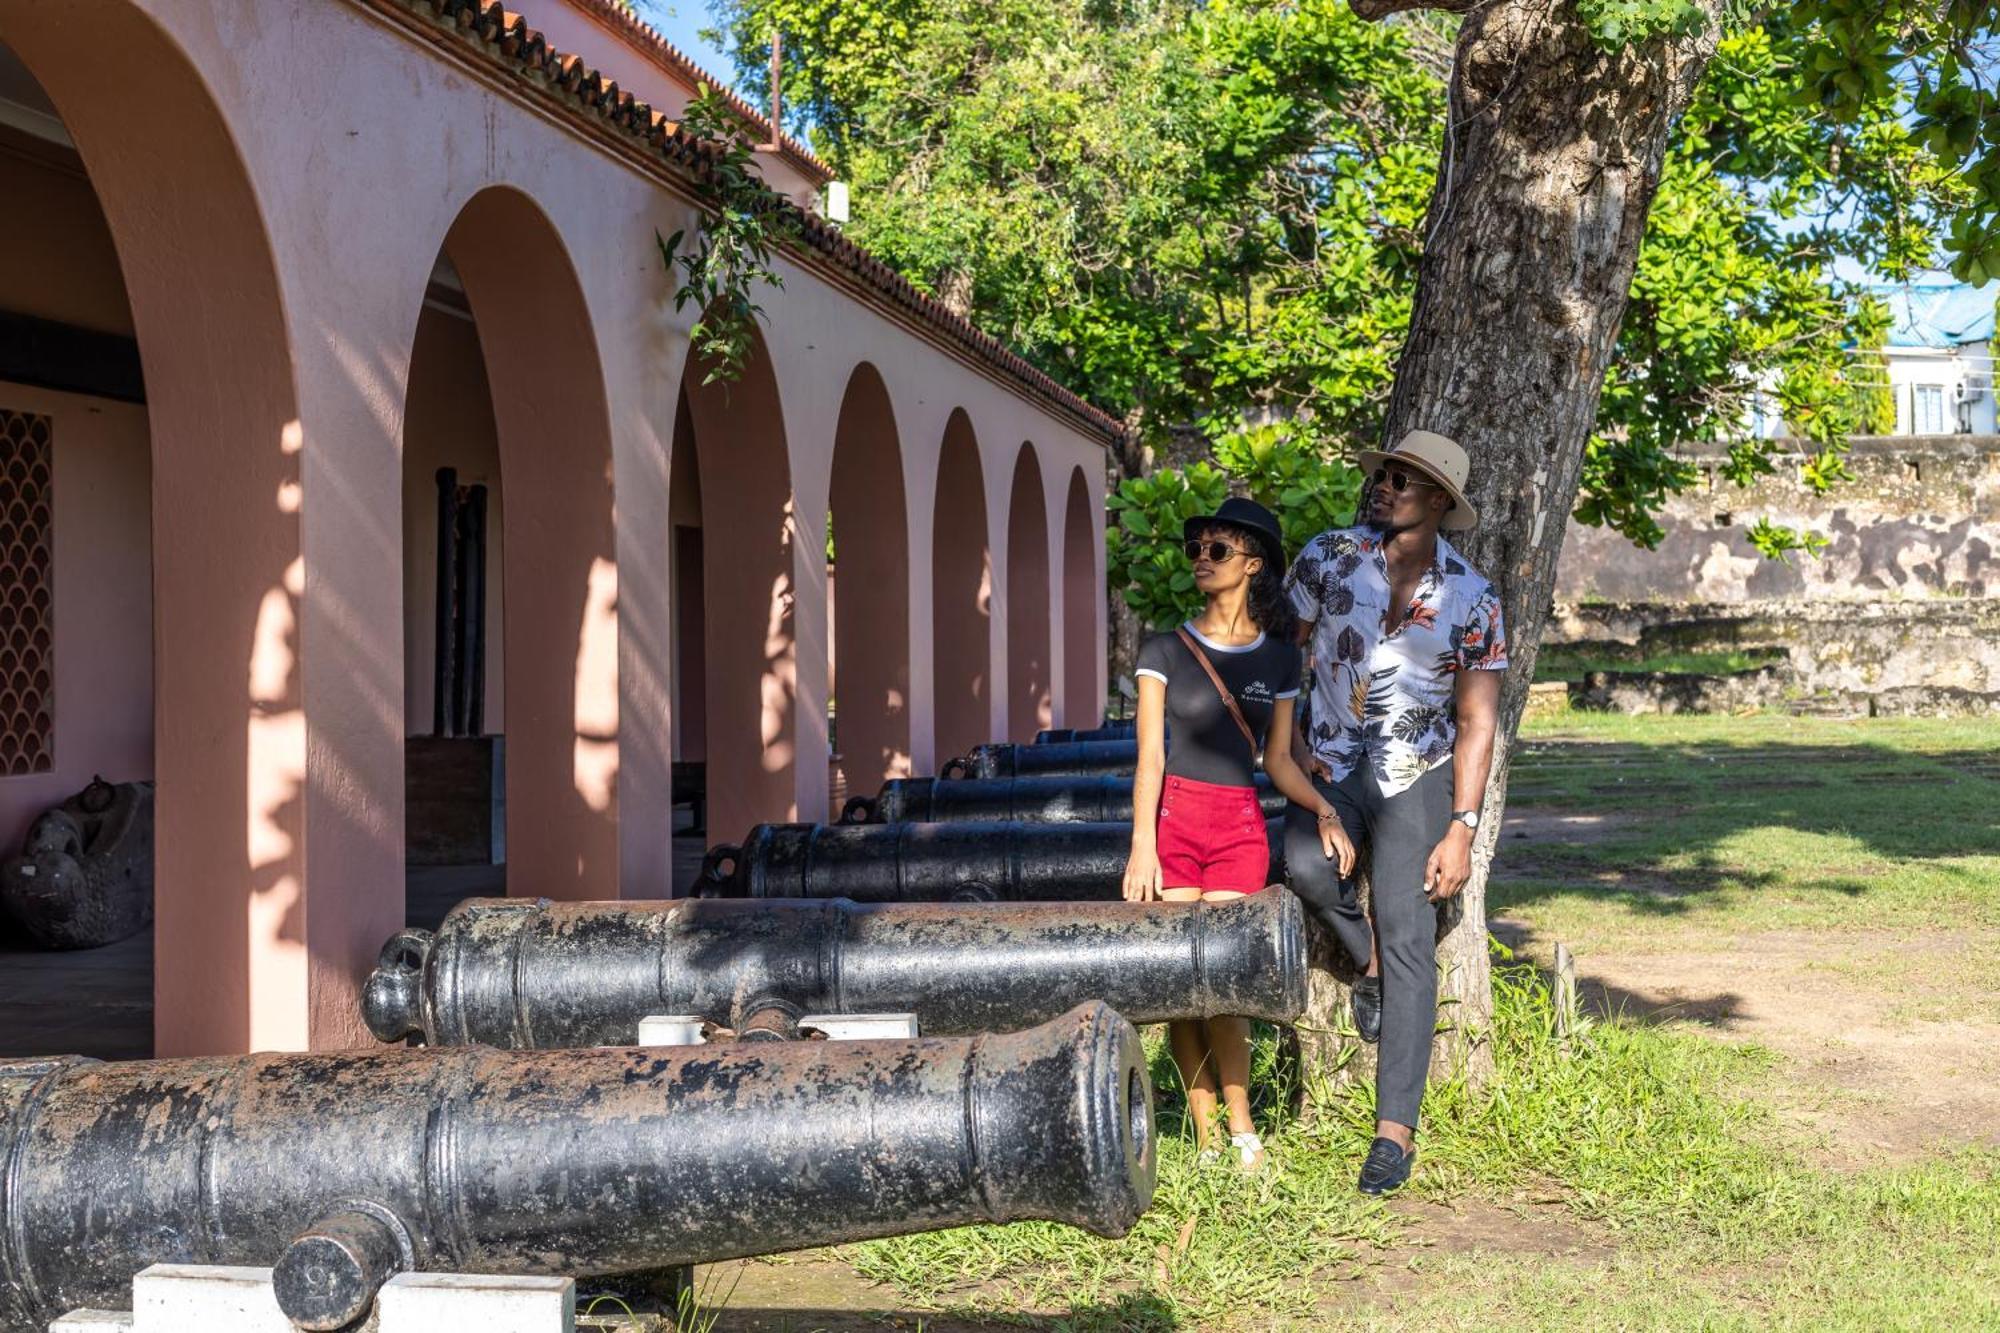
[378,0,1124,444]
[560,0,834,187]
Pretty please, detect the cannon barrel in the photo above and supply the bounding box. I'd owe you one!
[698,819,1282,901]
[1034,724,1136,744]
[841,774,1286,826]
[363,890,1307,1048]
[942,739,1137,780]
[0,1005,1153,1333]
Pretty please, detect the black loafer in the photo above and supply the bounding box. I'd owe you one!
[1351,976,1382,1045]
[1357,1136,1414,1196]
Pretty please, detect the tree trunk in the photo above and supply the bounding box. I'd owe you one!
[1308,0,1724,1087]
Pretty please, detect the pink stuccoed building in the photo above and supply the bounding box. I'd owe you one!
[0,0,1113,1056]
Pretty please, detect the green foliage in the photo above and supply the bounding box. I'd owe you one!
[657,86,799,385]
[1105,423,1360,630]
[1105,459,1230,632]
[1786,0,2000,283]
[710,0,1956,569]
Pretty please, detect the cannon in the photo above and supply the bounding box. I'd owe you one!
[840,773,1286,825]
[1035,724,1137,744]
[942,739,1138,780]
[362,890,1307,1048]
[0,1005,1153,1333]
[699,819,1283,901]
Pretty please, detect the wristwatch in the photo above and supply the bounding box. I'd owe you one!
[1449,809,1480,831]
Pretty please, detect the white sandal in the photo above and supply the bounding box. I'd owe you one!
[1230,1131,1266,1171]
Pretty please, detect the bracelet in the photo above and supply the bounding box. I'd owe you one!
[1315,810,1340,824]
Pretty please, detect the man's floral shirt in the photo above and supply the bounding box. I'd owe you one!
[1284,526,1508,795]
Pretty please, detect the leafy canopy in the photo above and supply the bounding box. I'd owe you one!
[704,0,1968,622]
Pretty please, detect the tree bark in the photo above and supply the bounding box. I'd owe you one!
[1305,0,1724,1087]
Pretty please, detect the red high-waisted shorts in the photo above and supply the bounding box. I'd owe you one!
[1156,774,1270,894]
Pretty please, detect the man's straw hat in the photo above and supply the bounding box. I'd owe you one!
[1355,429,1477,531]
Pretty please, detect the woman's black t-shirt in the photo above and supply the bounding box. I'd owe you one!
[1135,623,1302,788]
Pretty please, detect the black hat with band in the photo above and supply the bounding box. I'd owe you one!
[1183,496,1286,574]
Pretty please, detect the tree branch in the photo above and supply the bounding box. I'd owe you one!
[1348,0,1484,18]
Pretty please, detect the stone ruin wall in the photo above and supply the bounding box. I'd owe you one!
[1548,436,2000,713]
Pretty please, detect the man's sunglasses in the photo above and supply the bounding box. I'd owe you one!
[1184,539,1251,563]
[1371,466,1442,493]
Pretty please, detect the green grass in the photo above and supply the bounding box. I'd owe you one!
[841,714,2000,1330]
[847,962,2000,1329]
[1533,645,1787,681]
[1494,712,2000,942]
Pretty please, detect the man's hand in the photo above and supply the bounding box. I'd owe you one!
[1123,843,1163,902]
[1424,823,1475,902]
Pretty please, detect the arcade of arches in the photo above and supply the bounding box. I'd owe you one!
[0,0,1111,1059]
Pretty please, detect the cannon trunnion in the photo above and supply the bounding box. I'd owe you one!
[0,1005,1154,1332]
[362,890,1309,1048]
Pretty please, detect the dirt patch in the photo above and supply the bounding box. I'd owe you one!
[1496,925,2000,1167]
[1319,1196,1617,1318]
[693,1255,1042,1331]
[1499,806,1657,846]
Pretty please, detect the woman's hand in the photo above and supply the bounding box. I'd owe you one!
[1316,807,1357,878]
[1123,842,1163,902]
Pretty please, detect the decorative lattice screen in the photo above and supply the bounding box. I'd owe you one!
[0,409,54,775]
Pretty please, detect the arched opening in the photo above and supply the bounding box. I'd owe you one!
[826,363,910,810]
[1006,444,1052,741]
[401,187,619,910]
[1061,466,1100,729]
[670,323,795,854]
[930,410,991,764]
[0,5,300,1056]
[398,255,507,923]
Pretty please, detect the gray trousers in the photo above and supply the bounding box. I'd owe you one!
[1283,760,1454,1131]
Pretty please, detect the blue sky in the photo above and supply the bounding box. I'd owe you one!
[630,2,740,90]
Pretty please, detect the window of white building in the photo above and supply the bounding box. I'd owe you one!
[1912,383,1948,435]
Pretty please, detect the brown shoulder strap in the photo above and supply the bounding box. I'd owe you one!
[1175,627,1261,760]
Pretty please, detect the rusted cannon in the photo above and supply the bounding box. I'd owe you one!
[840,773,1285,825]
[362,890,1306,1048]
[942,739,1138,781]
[0,1005,1153,1333]
[699,819,1283,901]
[1035,724,1137,744]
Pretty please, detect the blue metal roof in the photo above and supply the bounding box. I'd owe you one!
[1874,276,1996,349]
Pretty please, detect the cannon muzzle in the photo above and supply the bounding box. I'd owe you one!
[364,889,1308,1047]
[0,1004,1154,1332]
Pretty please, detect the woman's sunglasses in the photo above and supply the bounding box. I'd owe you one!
[1184,538,1251,563]
[1371,466,1442,494]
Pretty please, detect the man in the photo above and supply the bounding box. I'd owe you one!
[1281,429,1507,1196]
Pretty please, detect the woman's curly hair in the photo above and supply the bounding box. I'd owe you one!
[1205,521,1296,642]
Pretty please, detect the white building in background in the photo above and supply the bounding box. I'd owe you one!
[1743,274,1998,439]
[1870,276,1996,436]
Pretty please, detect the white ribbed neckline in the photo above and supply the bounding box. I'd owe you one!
[1184,622,1265,653]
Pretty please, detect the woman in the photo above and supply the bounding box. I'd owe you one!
[1124,496,1356,1170]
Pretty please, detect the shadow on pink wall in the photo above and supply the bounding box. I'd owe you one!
[436,186,621,902]
[931,410,991,763]
[828,361,911,798]
[1006,442,1051,741]
[675,321,796,846]
[1,0,307,1055]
